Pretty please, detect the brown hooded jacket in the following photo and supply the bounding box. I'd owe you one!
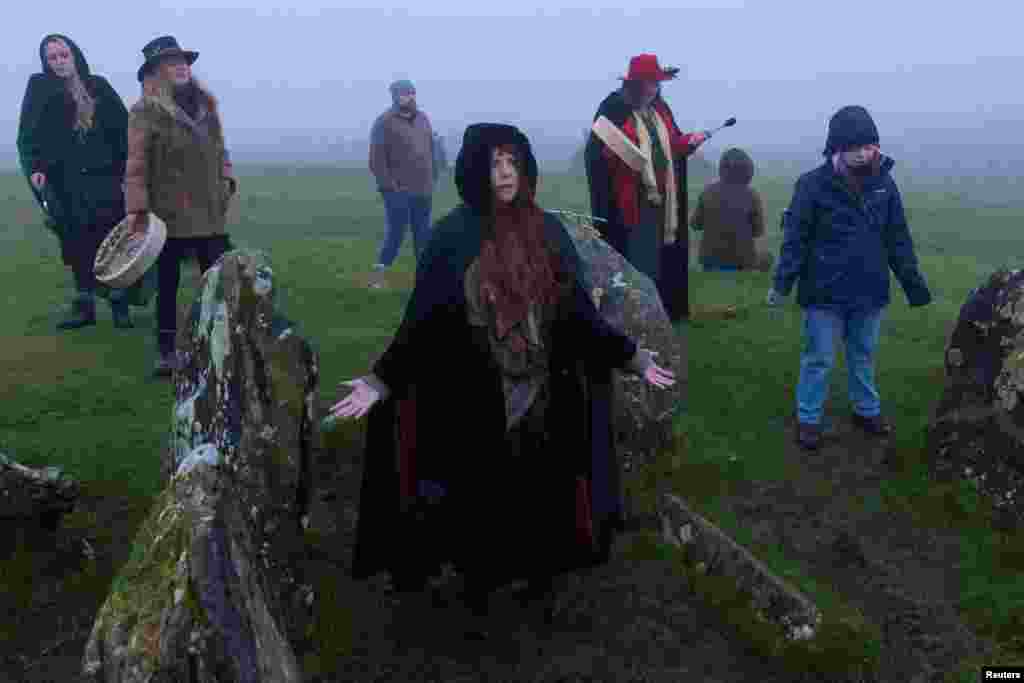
[692,148,765,269]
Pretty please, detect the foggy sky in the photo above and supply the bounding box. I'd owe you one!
[4,1,1023,167]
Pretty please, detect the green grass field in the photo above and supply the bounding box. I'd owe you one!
[1,166,1022,676]
[688,176,1024,676]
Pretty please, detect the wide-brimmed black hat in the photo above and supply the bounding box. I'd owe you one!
[455,123,538,215]
[137,35,198,82]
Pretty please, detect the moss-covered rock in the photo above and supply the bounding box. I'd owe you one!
[0,450,80,529]
[555,212,686,474]
[82,249,319,682]
[927,267,1024,528]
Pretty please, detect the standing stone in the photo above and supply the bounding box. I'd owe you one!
[82,249,319,682]
[926,267,1024,527]
[755,250,774,273]
[555,210,687,470]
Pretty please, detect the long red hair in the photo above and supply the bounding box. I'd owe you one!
[477,144,566,331]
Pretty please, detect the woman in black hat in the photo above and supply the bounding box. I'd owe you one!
[17,34,133,330]
[330,123,675,637]
[123,36,238,376]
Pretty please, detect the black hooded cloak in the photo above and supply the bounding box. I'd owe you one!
[350,123,640,591]
[16,35,128,267]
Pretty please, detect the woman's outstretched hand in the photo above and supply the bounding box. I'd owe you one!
[642,351,676,389]
[330,378,380,420]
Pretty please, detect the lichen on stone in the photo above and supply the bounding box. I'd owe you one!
[175,443,221,478]
[253,266,274,297]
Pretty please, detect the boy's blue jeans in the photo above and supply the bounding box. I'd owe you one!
[797,306,884,425]
[378,190,433,268]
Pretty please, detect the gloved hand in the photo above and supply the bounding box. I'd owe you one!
[766,288,784,307]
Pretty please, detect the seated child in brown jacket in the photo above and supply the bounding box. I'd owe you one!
[691,148,771,272]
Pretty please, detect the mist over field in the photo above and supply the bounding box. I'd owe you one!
[4,1,1022,199]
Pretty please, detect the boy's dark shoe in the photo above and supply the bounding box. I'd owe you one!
[796,422,822,451]
[852,413,892,436]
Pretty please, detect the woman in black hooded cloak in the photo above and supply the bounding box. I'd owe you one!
[331,123,676,637]
[17,34,136,330]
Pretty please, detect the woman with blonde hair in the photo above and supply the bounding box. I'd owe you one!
[123,36,238,376]
[17,34,133,329]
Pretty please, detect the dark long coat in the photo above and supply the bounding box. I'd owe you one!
[351,128,641,588]
[17,35,128,266]
[585,89,691,321]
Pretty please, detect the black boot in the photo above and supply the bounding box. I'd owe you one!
[463,577,491,641]
[109,296,133,329]
[519,574,558,624]
[57,292,96,330]
[153,331,177,378]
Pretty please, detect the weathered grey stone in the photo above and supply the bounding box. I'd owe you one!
[658,493,822,642]
[0,451,80,530]
[755,251,774,273]
[82,249,319,682]
[555,211,686,471]
[926,267,1024,528]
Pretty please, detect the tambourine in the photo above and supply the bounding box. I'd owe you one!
[94,213,167,289]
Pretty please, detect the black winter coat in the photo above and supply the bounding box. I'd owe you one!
[17,35,128,241]
[774,156,932,311]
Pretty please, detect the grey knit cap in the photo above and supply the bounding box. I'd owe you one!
[389,79,415,94]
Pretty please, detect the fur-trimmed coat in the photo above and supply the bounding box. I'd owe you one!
[124,82,237,238]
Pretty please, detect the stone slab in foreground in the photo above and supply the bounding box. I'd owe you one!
[658,492,822,641]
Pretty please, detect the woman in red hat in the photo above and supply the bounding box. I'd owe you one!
[585,54,707,321]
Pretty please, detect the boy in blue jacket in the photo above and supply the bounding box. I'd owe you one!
[767,105,932,450]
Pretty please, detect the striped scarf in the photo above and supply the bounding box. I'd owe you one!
[632,106,679,243]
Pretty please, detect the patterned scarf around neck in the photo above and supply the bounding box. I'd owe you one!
[65,73,95,132]
[631,106,679,243]
[174,83,200,120]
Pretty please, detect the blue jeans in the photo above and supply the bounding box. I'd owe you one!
[378,190,432,267]
[797,306,884,425]
[702,261,739,272]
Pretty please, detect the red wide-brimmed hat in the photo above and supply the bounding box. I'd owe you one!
[619,54,679,82]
